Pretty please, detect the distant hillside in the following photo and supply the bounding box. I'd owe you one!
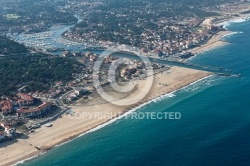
[0,36,27,55]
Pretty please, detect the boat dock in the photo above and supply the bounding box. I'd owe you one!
[151,58,241,76]
[109,51,240,76]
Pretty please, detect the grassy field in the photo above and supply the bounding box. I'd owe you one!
[4,14,21,19]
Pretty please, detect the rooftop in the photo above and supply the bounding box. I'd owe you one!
[17,102,52,114]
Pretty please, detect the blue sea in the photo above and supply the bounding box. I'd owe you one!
[19,20,250,166]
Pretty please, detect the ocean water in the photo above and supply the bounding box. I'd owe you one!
[19,20,250,166]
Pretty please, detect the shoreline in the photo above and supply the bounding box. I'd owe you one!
[14,74,213,166]
[188,30,231,56]
[2,9,250,166]
[186,13,250,61]
[1,67,211,166]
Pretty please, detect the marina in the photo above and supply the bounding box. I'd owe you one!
[9,29,85,53]
[7,20,85,54]
[7,24,237,75]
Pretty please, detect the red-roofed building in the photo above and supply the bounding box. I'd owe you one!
[0,100,14,115]
[17,93,34,106]
[17,102,52,117]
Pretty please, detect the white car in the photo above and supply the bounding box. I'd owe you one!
[45,123,53,127]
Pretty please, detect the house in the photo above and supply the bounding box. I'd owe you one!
[0,100,14,114]
[17,102,52,117]
[4,125,16,137]
[66,95,76,102]
[0,121,16,138]
[17,93,34,106]
[74,88,87,96]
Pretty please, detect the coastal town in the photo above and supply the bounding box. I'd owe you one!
[0,49,168,143]
[0,0,249,59]
[62,0,250,58]
[0,0,250,165]
[0,0,249,145]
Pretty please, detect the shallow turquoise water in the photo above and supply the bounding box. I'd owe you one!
[20,20,250,166]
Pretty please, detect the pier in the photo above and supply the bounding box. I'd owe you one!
[150,58,221,73]
[151,58,241,77]
[150,58,240,77]
[110,51,240,76]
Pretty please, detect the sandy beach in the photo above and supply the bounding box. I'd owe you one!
[189,30,231,56]
[190,2,250,56]
[2,5,250,166]
[188,7,250,57]
[0,67,210,166]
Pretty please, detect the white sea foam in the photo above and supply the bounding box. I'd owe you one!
[12,152,46,166]
[217,17,250,29]
[221,31,244,39]
[55,75,213,142]
[12,75,213,165]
